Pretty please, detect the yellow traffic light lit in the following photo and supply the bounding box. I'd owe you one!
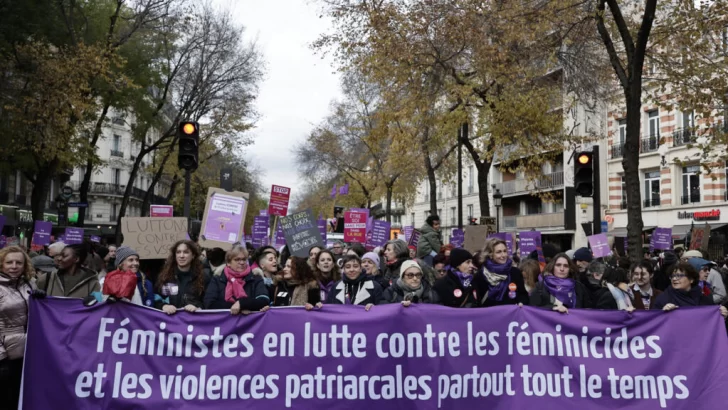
[182,123,196,135]
[578,154,590,165]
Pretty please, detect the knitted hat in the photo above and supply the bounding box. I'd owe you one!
[400,260,422,276]
[115,246,139,268]
[662,251,678,267]
[362,252,380,267]
[449,248,473,270]
[682,250,703,259]
[573,247,593,262]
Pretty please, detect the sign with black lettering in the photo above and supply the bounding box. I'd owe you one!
[121,217,189,259]
[280,209,324,258]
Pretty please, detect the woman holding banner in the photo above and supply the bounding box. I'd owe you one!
[314,250,340,302]
[651,262,713,310]
[530,253,590,313]
[324,254,382,309]
[382,260,439,305]
[205,246,270,314]
[37,244,102,301]
[156,240,209,315]
[0,246,35,408]
[433,248,478,308]
[271,256,320,308]
[473,238,529,307]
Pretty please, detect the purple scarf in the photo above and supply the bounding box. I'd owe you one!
[318,280,334,301]
[543,276,576,308]
[483,259,513,301]
[452,269,472,288]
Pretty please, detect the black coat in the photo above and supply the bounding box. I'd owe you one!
[529,280,590,309]
[382,258,407,282]
[156,268,210,309]
[368,274,391,291]
[433,271,478,308]
[651,286,713,310]
[203,273,270,310]
[472,265,529,307]
[579,272,602,308]
[382,280,440,304]
[270,280,321,307]
[325,276,383,306]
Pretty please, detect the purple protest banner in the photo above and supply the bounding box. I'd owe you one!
[64,227,84,245]
[367,220,390,250]
[22,298,728,409]
[588,233,611,258]
[252,215,270,248]
[488,232,513,256]
[652,227,672,250]
[32,220,53,246]
[407,229,421,248]
[90,235,101,243]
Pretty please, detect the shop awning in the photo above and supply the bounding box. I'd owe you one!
[608,227,628,236]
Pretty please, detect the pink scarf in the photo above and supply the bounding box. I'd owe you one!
[224,265,251,303]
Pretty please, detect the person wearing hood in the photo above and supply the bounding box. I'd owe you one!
[0,246,35,408]
[654,251,678,291]
[685,257,726,304]
[362,251,389,291]
[594,266,635,311]
[155,240,209,314]
[37,244,102,301]
[473,238,529,307]
[103,246,154,307]
[530,253,589,313]
[434,248,478,308]
[324,254,382,309]
[205,246,269,314]
[383,260,439,305]
[271,256,319,308]
[382,239,409,282]
[652,261,713,310]
[629,262,661,310]
[314,249,341,302]
[416,215,442,266]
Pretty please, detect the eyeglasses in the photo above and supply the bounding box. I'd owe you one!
[333,246,342,250]
[404,273,423,279]
[670,273,687,280]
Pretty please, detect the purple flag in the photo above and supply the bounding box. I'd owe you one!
[32,220,53,246]
[652,227,673,250]
[588,233,611,258]
[330,184,337,198]
[339,183,349,195]
[22,298,728,409]
[488,232,513,256]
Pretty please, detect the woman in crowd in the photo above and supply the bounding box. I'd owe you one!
[474,238,529,307]
[630,262,661,310]
[156,240,209,315]
[652,262,713,311]
[362,251,389,290]
[271,256,320,308]
[440,244,454,258]
[308,246,322,268]
[38,244,101,300]
[314,250,341,302]
[382,239,409,282]
[205,246,269,314]
[434,248,478,308]
[519,258,540,295]
[324,254,382,309]
[104,246,154,307]
[347,243,366,258]
[686,258,726,304]
[0,246,35,408]
[594,266,634,311]
[530,253,590,313]
[382,260,439,305]
[433,254,448,280]
[408,245,417,259]
[581,260,606,306]
[253,249,279,289]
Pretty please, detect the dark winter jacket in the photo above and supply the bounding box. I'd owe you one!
[382,258,407,282]
[416,223,442,259]
[135,272,155,308]
[37,267,101,300]
[382,280,439,304]
[204,269,269,310]
[579,272,602,308]
[270,280,320,307]
[433,271,478,308]
[529,280,590,309]
[368,274,391,291]
[155,268,210,309]
[651,285,713,310]
[326,275,383,306]
[472,266,529,307]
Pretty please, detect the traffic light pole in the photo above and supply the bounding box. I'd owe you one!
[592,145,601,235]
[183,169,191,218]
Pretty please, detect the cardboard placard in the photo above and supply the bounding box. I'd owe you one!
[198,188,249,250]
[280,209,324,258]
[121,217,189,259]
[689,224,710,253]
[462,225,490,254]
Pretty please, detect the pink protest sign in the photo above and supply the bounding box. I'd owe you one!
[150,205,173,217]
[268,185,291,217]
[344,209,368,243]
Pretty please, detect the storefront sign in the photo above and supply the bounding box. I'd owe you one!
[677,209,720,221]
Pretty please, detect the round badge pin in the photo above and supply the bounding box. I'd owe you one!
[508,291,517,299]
[454,289,463,298]
[508,282,517,292]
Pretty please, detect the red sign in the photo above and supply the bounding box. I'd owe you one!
[344,210,368,243]
[150,205,173,217]
[268,185,291,217]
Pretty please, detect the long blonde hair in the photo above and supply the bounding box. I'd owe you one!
[479,238,507,264]
[0,246,35,281]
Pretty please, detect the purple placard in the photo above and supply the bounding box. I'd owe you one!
[317,218,327,244]
[367,220,390,249]
[408,229,421,247]
[404,226,414,242]
[90,235,101,243]
[259,209,269,217]
[273,220,286,248]
[32,220,53,246]
[252,215,270,248]
[202,193,246,244]
[451,229,464,248]
[22,298,728,409]
[488,232,513,256]
[652,227,673,250]
[244,234,253,244]
[588,233,611,258]
[519,231,540,258]
[64,227,84,245]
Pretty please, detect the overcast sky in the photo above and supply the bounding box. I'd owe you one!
[214,0,342,197]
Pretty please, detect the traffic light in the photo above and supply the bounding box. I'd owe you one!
[178,121,199,171]
[469,218,478,225]
[574,152,593,197]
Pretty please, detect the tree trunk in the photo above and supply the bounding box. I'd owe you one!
[424,155,437,215]
[29,159,59,223]
[78,103,110,226]
[476,162,491,217]
[115,152,146,243]
[623,89,645,263]
[385,182,394,223]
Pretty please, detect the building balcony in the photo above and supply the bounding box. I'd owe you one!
[640,134,660,153]
[70,182,169,204]
[110,150,124,158]
[681,194,701,205]
[502,213,564,230]
[643,198,660,208]
[493,171,564,196]
[610,143,625,159]
[672,129,695,147]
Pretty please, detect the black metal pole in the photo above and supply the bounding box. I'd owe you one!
[592,145,601,235]
[184,169,191,218]
[496,207,500,233]
[458,123,465,230]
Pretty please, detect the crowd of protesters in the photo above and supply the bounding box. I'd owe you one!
[1,213,728,407]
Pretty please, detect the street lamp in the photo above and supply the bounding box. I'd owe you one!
[493,188,503,233]
[658,143,669,168]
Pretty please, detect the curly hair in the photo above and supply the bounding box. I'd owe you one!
[0,246,35,281]
[290,256,316,283]
[157,240,205,296]
[543,253,578,280]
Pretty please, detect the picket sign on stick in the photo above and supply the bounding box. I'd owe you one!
[198,188,249,250]
[121,217,188,259]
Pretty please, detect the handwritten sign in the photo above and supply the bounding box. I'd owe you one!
[121,217,188,259]
[280,209,324,258]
